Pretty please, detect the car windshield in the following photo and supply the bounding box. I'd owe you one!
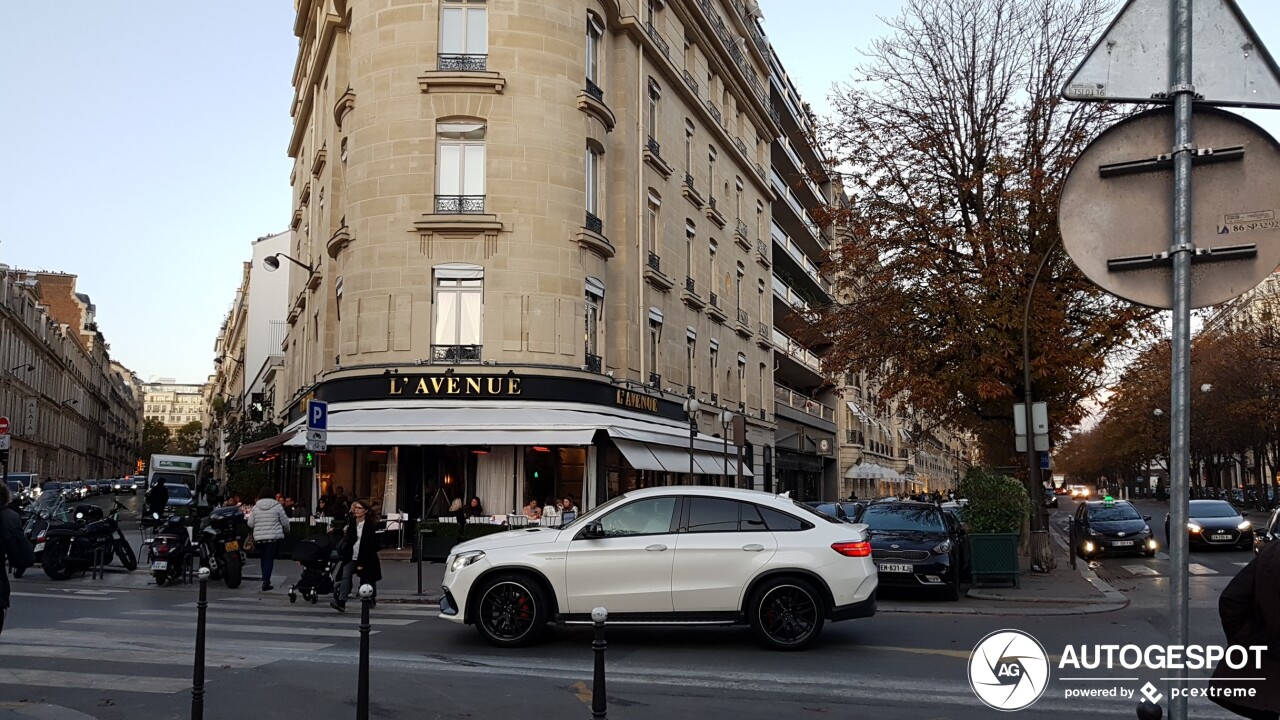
[857,504,946,532]
[166,485,192,499]
[1190,501,1238,518]
[789,500,844,524]
[1088,504,1141,522]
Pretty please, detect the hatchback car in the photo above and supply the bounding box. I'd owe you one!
[1166,499,1255,550]
[439,486,877,650]
[854,501,966,600]
[1073,500,1157,559]
[165,483,194,508]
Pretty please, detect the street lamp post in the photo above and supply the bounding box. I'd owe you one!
[683,398,701,486]
[720,410,734,487]
[1021,236,1061,572]
[262,253,315,274]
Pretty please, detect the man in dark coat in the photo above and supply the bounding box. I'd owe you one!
[1211,540,1280,719]
[144,478,169,519]
[1,482,36,635]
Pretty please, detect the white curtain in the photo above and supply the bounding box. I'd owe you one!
[583,446,598,510]
[476,446,514,515]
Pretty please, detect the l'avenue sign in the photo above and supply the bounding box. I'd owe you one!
[388,375,522,397]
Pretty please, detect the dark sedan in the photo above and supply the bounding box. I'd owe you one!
[1072,500,1157,559]
[1165,499,1255,550]
[854,501,966,601]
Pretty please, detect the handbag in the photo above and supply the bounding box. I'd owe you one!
[243,535,256,553]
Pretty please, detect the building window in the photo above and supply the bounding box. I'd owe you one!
[735,262,745,310]
[734,176,742,218]
[646,0,660,26]
[685,219,696,281]
[436,121,486,213]
[646,192,661,254]
[647,80,661,141]
[585,278,604,369]
[439,0,488,71]
[432,263,484,361]
[686,327,697,390]
[586,14,604,93]
[648,307,664,382]
[586,144,603,218]
[707,146,717,200]
[684,120,694,173]
[737,352,747,408]
[709,338,719,399]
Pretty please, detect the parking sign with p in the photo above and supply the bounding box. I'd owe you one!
[307,400,327,431]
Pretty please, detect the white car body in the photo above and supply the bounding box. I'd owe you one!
[439,486,878,650]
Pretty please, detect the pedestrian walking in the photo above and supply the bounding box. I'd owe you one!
[144,477,169,520]
[331,499,381,612]
[0,482,36,636]
[249,487,290,592]
[1210,539,1280,719]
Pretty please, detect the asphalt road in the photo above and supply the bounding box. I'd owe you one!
[0,493,1254,719]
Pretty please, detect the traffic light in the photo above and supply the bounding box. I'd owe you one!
[301,451,315,468]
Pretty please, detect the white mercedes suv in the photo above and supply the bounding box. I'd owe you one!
[439,486,878,650]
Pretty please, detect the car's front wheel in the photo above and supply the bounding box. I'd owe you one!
[472,573,549,648]
[748,578,824,651]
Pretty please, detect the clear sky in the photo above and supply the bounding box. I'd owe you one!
[3,1,1279,384]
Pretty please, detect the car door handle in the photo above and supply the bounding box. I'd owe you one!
[741,544,765,552]
[645,544,668,552]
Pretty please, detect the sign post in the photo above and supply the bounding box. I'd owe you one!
[0,415,9,485]
[1060,2,1280,717]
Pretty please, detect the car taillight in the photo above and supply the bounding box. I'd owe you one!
[36,530,47,541]
[831,541,872,557]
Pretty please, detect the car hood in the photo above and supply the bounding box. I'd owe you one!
[453,526,565,553]
[1090,519,1149,535]
[865,529,949,549]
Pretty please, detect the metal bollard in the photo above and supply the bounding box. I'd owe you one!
[192,567,210,720]
[591,606,608,720]
[357,584,374,720]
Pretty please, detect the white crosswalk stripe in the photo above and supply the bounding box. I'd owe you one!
[1123,565,1159,576]
[0,595,432,695]
[1188,563,1219,575]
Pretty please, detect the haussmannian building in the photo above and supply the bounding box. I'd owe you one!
[259,0,806,517]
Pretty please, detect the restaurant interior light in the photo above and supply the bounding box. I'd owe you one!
[471,446,491,454]
[531,446,551,452]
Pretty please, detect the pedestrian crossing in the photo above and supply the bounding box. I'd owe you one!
[0,591,437,695]
[1120,561,1250,577]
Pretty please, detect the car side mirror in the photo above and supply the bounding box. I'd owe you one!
[578,522,605,540]
[1144,515,1152,521]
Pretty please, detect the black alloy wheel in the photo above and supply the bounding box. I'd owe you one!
[749,579,824,651]
[115,532,138,571]
[41,539,74,581]
[474,574,548,648]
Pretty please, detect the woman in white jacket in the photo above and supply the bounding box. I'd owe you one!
[249,487,290,591]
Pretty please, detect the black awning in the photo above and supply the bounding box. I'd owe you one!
[228,430,298,462]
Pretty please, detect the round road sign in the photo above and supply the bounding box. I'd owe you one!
[0,416,9,435]
[1059,107,1280,309]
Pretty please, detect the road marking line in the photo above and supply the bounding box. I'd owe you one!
[60,617,377,637]
[1233,561,1250,567]
[180,600,437,616]
[1123,565,1160,576]
[0,628,332,653]
[0,644,272,669]
[8,592,116,601]
[0,669,189,694]
[123,609,420,626]
[1188,563,1218,575]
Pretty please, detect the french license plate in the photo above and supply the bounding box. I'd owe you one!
[877,563,913,573]
[151,560,169,571]
[224,540,239,552]
[1211,534,1231,541]
[1112,540,1134,547]
[34,542,44,552]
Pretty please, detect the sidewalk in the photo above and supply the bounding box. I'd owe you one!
[371,539,1130,616]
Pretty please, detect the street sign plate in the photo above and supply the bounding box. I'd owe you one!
[306,430,327,443]
[305,439,328,453]
[1060,106,1280,308]
[307,400,328,431]
[0,435,9,451]
[0,416,9,435]
[1063,0,1280,108]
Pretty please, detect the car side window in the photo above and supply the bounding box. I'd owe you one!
[684,497,741,533]
[757,505,809,532]
[740,502,768,532]
[598,497,679,537]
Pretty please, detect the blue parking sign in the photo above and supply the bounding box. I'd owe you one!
[307,400,328,431]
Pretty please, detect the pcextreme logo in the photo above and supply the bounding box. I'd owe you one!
[968,629,1052,711]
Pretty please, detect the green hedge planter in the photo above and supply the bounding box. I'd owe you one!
[416,522,509,562]
[968,533,1020,588]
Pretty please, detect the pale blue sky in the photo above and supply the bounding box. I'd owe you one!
[2,1,1279,383]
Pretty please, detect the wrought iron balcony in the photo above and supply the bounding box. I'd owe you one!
[585,353,602,373]
[682,69,700,96]
[646,136,661,158]
[709,102,722,126]
[649,372,662,386]
[647,251,662,273]
[584,77,604,102]
[437,53,488,72]
[708,195,717,211]
[736,219,749,238]
[709,291,719,308]
[758,321,769,337]
[585,211,603,234]
[737,308,749,325]
[435,195,485,214]
[684,172,696,190]
[430,345,482,362]
[685,276,696,293]
[645,21,669,57]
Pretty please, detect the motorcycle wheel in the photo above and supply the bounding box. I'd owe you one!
[222,552,243,589]
[12,566,24,579]
[115,535,138,571]
[42,539,75,581]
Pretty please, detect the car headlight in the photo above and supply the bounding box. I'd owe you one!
[1142,525,1151,534]
[1187,522,1202,533]
[449,550,486,573]
[1238,520,1252,531]
[932,540,952,554]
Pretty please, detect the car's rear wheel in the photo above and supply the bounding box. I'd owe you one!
[473,574,548,648]
[748,578,824,651]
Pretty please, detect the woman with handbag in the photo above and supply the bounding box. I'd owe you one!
[331,499,382,612]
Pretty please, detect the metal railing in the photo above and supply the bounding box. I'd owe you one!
[435,195,485,214]
[684,172,697,190]
[682,69,700,96]
[430,345,482,362]
[709,102,723,126]
[774,384,836,422]
[758,321,769,337]
[735,219,749,238]
[646,136,661,157]
[708,195,718,211]
[585,211,603,234]
[648,372,661,386]
[645,21,669,56]
[771,328,823,373]
[685,276,697,294]
[757,240,769,259]
[647,251,662,273]
[709,291,719,308]
[585,353,602,373]
[772,274,809,311]
[737,308,749,325]
[584,77,604,102]
[437,53,487,72]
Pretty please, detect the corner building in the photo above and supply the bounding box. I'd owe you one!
[279,0,781,517]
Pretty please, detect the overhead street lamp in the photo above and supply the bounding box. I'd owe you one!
[1021,236,1061,573]
[683,398,701,486]
[262,253,315,274]
[9,364,34,373]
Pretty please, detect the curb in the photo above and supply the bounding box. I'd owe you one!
[879,601,1128,616]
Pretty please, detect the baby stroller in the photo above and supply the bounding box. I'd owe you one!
[288,531,342,604]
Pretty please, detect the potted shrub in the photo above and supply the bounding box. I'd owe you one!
[958,469,1030,587]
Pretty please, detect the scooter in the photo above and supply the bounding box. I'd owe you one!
[42,500,137,580]
[15,490,69,578]
[197,506,247,589]
[148,514,195,586]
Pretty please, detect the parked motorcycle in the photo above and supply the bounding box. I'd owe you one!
[42,499,138,580]
[197,506,247,589]
[148,514,195,586]
[15,491,70,578]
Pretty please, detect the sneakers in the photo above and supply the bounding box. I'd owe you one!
[330,600,346,612]
[262,584,274,592]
